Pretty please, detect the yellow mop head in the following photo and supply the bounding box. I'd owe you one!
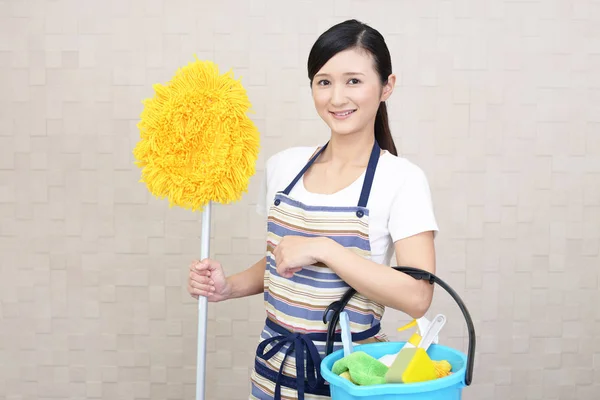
[133,57,260,211]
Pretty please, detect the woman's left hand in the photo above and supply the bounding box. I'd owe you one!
[273,236,329,278]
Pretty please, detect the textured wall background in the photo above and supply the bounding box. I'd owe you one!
[1,0,599,399]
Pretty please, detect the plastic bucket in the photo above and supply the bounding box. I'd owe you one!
[321,342,466,400]
[319,266,476,400]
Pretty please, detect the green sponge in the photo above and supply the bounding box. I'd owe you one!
[332,351,389,386]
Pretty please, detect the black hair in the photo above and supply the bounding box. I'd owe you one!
[307,19,398,156]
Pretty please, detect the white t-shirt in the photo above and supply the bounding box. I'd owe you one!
[256,146,439,266]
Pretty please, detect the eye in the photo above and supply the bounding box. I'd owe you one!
[348,78,361,85]
[317,80,330,86]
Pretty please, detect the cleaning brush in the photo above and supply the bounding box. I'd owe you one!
[384,314,446,384]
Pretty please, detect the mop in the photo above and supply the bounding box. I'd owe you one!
[133,57,260,400]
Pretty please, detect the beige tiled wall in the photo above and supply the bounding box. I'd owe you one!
[1,0,599,399]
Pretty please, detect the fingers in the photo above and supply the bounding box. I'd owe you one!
[281,268,301,278]
[280,271,293,279]
[188,270,215,297]
[188,281,215,298]
[189,260,214,276]
[189,271,214,287]
[200,258,218,268]
[189,260,202,272]
[188,284,214,298]
[190,260,208,271]
[276,262,301,278]
[188,284,212,298]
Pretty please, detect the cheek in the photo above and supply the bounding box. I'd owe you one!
[347,94,380,123]
[355,87,381,108]
[312,91,330,111]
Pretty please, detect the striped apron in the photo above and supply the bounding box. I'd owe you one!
[250,140,388,400]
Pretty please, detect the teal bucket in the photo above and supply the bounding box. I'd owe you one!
[319,266,476,400]
[321,342,467,400]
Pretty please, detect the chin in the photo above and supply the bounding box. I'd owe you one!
[329,126,358,136]
[320,118,352,134]
[327,121,363,136]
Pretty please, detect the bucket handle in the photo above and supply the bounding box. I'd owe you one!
[322,266,475,386]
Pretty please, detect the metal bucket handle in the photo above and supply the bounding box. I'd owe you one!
[322,266,476,386]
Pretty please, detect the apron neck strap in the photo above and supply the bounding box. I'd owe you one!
[357,140,380,208]
[282,143,329,196]
[281,140,381,208]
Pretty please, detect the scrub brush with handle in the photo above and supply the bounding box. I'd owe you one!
[384,314,446,384]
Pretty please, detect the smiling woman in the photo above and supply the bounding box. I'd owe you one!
[307,21,398,156]
[186,19,439,400]
[310,51,394,141]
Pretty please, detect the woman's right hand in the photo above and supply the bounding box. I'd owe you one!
[188,258,231,302]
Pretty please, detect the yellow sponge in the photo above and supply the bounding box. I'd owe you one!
[339,371,355,383]
[433,360,452,378]
[384,347,438,384]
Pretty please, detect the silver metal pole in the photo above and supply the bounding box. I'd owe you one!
[196,201,211,400]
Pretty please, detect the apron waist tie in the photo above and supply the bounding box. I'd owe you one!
[256,318,380,400]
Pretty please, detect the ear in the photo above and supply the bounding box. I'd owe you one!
[380,73,396,102]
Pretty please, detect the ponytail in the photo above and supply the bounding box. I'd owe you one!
[375,102,397,156]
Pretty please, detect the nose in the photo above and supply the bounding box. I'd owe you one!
[330,83,348,107]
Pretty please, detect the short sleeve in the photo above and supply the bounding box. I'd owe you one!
[254,146,316,218]
[255,152,278,217]
[388,165,439,242]
[255,163,269,217]
[255,172,267,217]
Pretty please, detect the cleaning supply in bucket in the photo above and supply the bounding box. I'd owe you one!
[385,314,447,384]
[433,360,452,378]
[339,311,353,357]
[331,314,452,386]
[334,353,453,384]
[321,266,477,399]
[384,347,437,384]
[331,312,388,386]
[332,351,389,385]
[378,315,445,367]
[331,311,453,387]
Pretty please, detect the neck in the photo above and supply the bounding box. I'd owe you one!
[320,132,375,167]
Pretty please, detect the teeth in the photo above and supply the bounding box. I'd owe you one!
[334,110,354,116]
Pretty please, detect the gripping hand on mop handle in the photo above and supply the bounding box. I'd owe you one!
[187,256,267,304]
[188,259,231,303]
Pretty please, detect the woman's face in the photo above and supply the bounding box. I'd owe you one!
[311,48,395,137]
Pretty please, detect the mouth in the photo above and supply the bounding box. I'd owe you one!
[329,109,357,119]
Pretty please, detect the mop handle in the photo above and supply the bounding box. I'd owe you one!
[196,202,211,400]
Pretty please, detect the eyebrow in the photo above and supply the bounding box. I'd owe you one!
[314,72,366,78]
